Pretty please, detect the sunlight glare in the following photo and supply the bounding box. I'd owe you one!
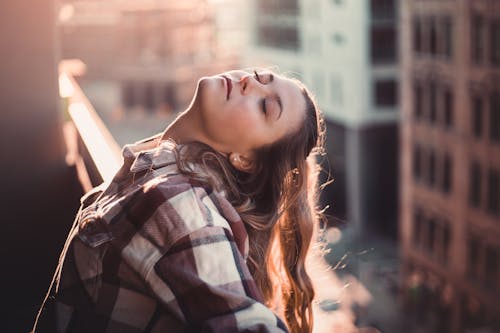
[58,72,74,98]
[68,102,121,181]
[58,4,75,23]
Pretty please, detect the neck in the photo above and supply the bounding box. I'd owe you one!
[160,98,204,145]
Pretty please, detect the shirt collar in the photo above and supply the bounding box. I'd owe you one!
[120,135,178,174]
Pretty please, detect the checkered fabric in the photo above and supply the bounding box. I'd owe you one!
[34,135,288,332]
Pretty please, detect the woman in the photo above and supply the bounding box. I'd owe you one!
[33,69,325,333]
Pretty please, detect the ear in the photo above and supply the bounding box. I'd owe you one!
[229,153,255,173]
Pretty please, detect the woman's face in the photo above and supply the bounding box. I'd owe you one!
[193,69,307,159]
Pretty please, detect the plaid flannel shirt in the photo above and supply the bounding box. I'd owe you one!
[35,135,288,332]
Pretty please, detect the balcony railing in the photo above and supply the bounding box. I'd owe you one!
[59,59,122,192]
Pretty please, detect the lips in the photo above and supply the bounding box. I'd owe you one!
[222,75,232,100]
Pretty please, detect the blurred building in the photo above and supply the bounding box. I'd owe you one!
[243,0,399,239]
[59,0,239,115]
[58,0,120,79]
[399,1,500,332]
[209,0,249,58]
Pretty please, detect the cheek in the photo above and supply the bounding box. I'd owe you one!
[229,100,260,124]
[221,104,264,145]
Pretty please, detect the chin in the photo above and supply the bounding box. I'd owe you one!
[198,75,219,90]
[195,78,208,107]
[190,78,214,124]
[197,76,221,105]
[195,76,213,97]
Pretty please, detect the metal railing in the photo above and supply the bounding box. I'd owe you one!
[59,59,122,192]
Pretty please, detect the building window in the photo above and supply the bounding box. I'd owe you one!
[429,80,437,123]
[413,208,423,248]
[257,0,299,15]
[468,236,480,279]
[472,15,485,65]
[374,79,397,107]
[430,18,438,55]
[485,246,498,288]
[413,18,422,53]
[163,84,177,112]
[490,19,500,66]
[443,153,452,194]
[370,0,395,22]
[469,162,482,208]
[122,82,135,108]
[472,95,483,138]
[487,168,500,216]
[414,81,423,119]
[490,91,500,142]
[257,24,299,50]
[429,149,436,186]
[331,33,345,45]
[144,83,155,111]
[442,17,453,59]
[444,88,453,128]
[371,26,396,64]
[427,218,436,254]
[413,144,422,181]
[442,223,451,264]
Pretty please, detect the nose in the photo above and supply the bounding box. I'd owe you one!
[239,74,265,96]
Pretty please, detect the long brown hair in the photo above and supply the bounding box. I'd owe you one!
[174,80,324,333]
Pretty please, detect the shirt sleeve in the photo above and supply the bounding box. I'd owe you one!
[153,225,289,333]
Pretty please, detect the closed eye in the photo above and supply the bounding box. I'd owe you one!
[261,99,267,115]
[253,70,273,116]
